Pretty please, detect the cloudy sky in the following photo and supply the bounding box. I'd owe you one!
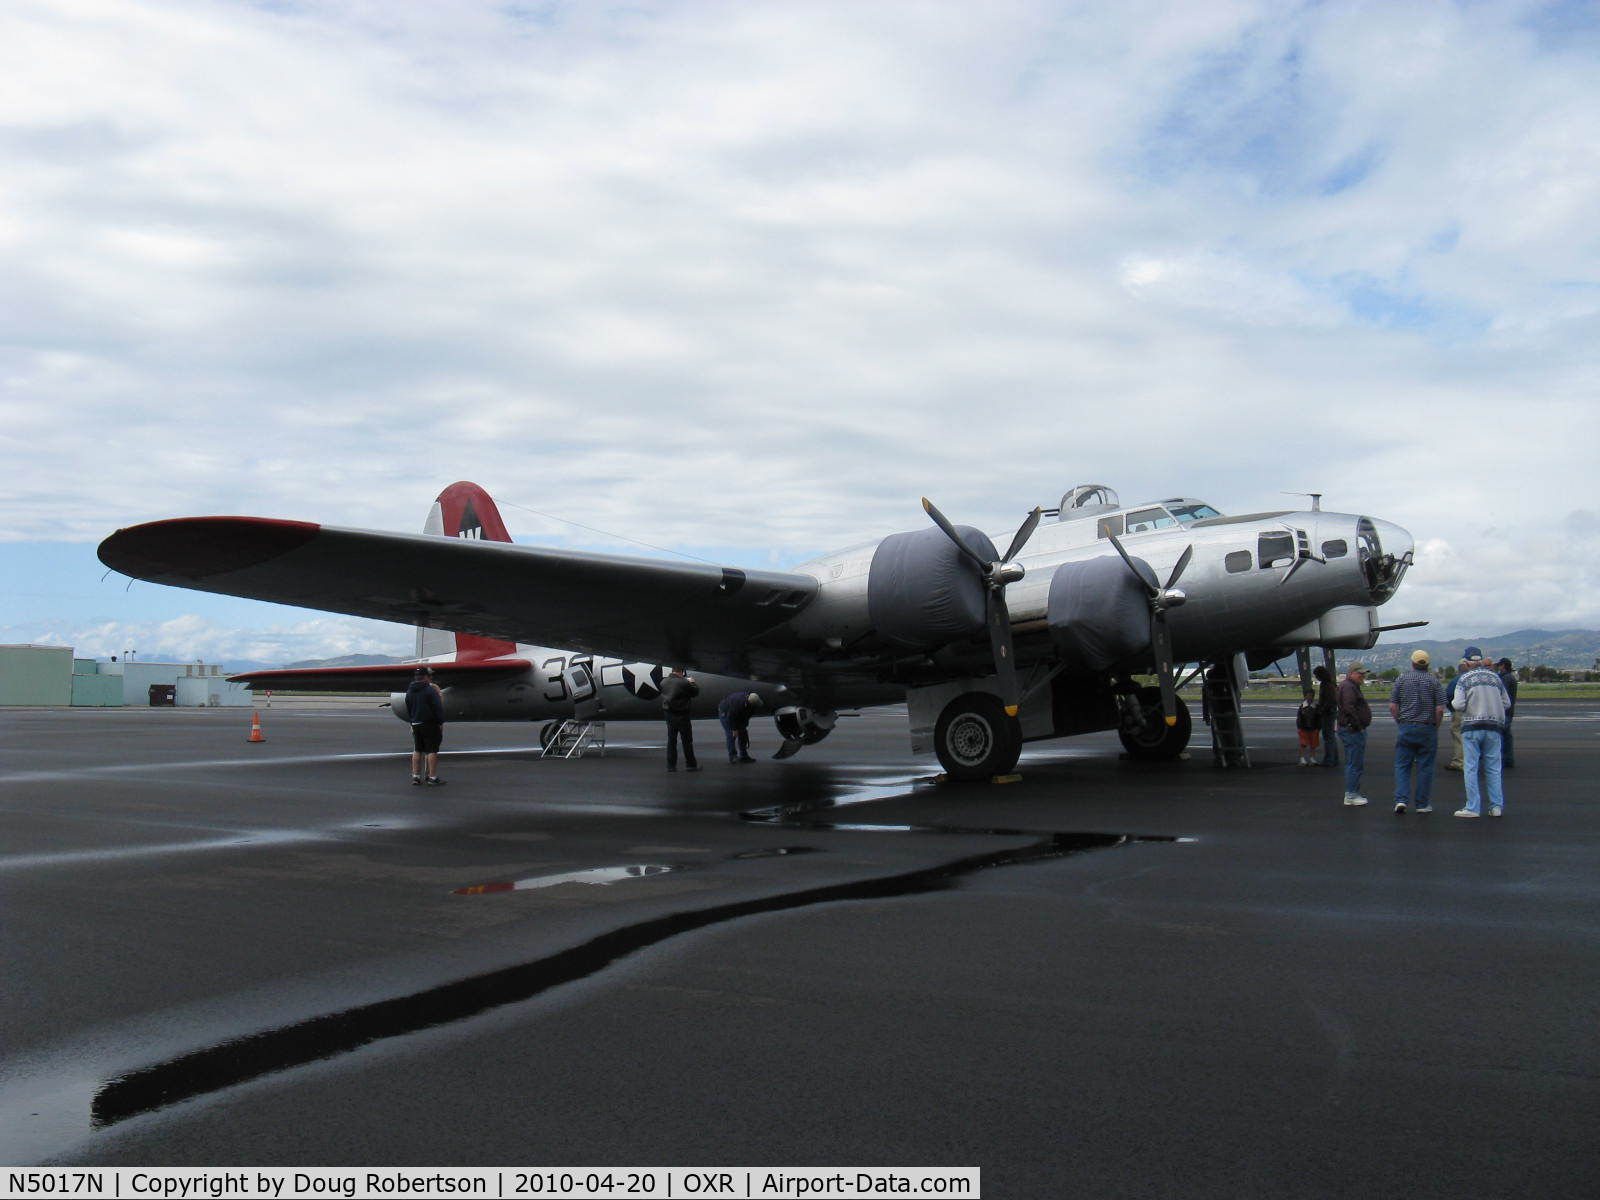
[3,0,1597,665]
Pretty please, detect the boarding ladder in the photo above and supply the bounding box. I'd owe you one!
[1202,659,1251,768]
[541,719,607,759]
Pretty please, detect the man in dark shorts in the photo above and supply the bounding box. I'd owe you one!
[405,667,446,786]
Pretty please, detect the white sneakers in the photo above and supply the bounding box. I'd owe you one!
[1454,808,1479,818]
[1343,794,1369,806]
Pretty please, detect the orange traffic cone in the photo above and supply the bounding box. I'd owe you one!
[247,711,266,743]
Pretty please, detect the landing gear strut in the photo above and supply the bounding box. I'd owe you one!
[934,692,1022,781]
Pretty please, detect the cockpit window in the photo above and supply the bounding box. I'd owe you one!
[1168,502,1222,525]
[1322,539,1348,559]
[1124,507,1178,535]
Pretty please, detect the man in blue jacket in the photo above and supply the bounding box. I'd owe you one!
[718,690,763,763]
[1495,657,1520,768]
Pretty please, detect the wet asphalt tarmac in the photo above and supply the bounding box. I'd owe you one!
[2,700,1597,1196]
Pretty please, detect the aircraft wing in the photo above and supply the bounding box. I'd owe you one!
[98,517,819,674]
[228,661,534,692]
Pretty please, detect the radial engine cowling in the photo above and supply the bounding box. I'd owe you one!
[867,525,996,650]
[1047,554,1156,674]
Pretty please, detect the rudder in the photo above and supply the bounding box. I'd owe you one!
[417,482,519,662]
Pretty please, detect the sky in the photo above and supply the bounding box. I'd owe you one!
[2,0,1598,666]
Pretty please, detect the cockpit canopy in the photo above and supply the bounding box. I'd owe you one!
[1053,485,1223,536]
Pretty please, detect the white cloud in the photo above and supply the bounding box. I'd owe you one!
[12,614,411,666]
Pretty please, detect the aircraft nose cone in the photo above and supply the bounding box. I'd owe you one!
[1370,518,1414,563]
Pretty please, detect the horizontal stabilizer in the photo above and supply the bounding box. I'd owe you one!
[229,660,531,692]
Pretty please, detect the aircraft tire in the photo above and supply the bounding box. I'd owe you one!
[934,692,1022,781]
[1117,686,1192,760]
[538,721,559,751]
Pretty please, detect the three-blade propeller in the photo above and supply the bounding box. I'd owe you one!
[1105,533,1193,726]
[921,498,1043,716]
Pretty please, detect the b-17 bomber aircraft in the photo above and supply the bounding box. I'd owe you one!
[97,480,1416,779]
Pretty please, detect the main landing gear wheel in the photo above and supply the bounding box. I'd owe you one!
[934,692,1022,781]
[1117,685,1192,760]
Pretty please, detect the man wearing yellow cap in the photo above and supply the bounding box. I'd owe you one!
[1389,649,1445,813]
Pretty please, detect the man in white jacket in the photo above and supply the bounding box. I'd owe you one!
[1451,647,1511,818]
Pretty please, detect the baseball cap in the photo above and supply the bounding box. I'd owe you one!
[1463,645,1483,662]
[1410,650,1430,666]
[1348,662,1366,674]
[1496,657,1512,669]
[413,665,434,677]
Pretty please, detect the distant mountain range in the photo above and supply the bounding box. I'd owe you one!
[1272,629,1599,675]
[280,653,406,670]
[218,653,405,675]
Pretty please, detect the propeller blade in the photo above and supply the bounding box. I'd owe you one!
[1151,614,1178,726]
[1165,544,1194,591]
[987,591,1020,716]
[921,497,991,573]
[1001,506,1043,566]
[1104,531,1159,598]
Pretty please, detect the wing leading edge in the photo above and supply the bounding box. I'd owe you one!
[98,517,819,674]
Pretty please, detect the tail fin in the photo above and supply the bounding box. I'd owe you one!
[417,482,520,663]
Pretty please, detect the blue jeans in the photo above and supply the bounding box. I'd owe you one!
[1461,729,1505,814]
[1338,729,1367,795]
[1319,714,1339,765]
[1393,723,1438,807]
[1501,713,1515,767]
[721,718,750,761]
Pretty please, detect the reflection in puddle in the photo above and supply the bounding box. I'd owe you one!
[453,849,819,895]
[454,864,678,895]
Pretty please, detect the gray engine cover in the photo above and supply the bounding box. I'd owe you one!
[868,525,996,650]
[1047,554,1154,673]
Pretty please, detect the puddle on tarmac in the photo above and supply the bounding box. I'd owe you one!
[74,775,1189,1145]
[453,864,678,895]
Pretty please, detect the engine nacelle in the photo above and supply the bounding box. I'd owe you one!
[1047,554,1155,673]
[867,525,995,650]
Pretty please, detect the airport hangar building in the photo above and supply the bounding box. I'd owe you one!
[0,644,252,708]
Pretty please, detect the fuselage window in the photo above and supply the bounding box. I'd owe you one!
[1169,503,1222,525]
[1224,550,1252,574]
[1124,507,1178,535]
[1321,539,1349,559]
[1257,532,1295,569]
[1097,514,1125,539]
